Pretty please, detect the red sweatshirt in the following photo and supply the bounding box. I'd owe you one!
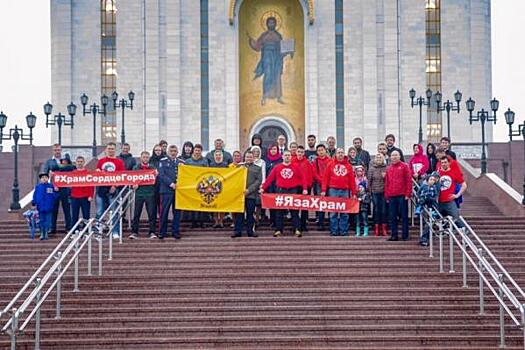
[312,155,331,184]
[384,161,412,200]
[263,162,307,191]
[438,165,464,203]
[293,156,314,187]
[322,157,357,194]
[70,169,95,199]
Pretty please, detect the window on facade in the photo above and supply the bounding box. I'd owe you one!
[335,0,344,146]
[101,0,117,143]
[200,0,209,150]
[425,0,441,141]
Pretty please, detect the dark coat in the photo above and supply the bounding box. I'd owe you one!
[158,156,181,195]
[244,163,263,199]
[118,153,137,171]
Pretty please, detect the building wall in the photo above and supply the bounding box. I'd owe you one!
[52,0,493,154]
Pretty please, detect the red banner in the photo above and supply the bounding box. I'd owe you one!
[261,193,359,213]
[52,170,157,187]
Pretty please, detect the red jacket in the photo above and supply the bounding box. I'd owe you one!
[384,161,413,200]
[322,157,357,194]
[312,155,331,184]
[70,169,95,199]
[409,144,430,177]
[263,162,307,191]
[293,156,314,187]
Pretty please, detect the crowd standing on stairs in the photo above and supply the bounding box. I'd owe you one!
[33,133,467,246]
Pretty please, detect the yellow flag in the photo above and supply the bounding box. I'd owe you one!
[175,165,247,213]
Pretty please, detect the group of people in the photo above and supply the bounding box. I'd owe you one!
[31,133,467,246]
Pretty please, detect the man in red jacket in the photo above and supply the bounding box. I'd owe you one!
[312,144,331,230]
[438,156,467,227]
[70,156,94,226]
[384,150,412,241]
[261,150,308,237]
[294,146,315,232]
[321,148,357,236]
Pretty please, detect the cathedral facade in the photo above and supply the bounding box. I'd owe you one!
[51,0,493,153]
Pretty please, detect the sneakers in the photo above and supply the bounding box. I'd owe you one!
[294,230,302,238]
[273,231,282,237]
[148,233,157,239]
[112,233,120,240]
[231,233,241,238]
[128,233,138,240]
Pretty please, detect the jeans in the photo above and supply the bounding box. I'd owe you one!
[233,198,256,236]
[356,211,368,228]
[300,186,312,230]
[388,196,409,240]
[51,188,71,232]
[438,201,464,228]
[71,198,91,225]
[132,195,157,235]
[39,210,52,237]
[159,192,181,238]
[313,183,325,227]
[328,188,349,235]
[274,187,300,232]
[96,192,119,234]
[372,192,388,224]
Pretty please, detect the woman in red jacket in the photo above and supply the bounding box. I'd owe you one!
[321,148,357,236]
[384,150,412,241]
[261,150,307,237]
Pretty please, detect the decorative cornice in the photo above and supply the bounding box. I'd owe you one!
[228,0,314,25]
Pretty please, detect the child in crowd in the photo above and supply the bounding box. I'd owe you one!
[368,153,388,236]
[354,165,368,189]
[355,181,371,237]
[32,173,58,240]
[415,172,440,216]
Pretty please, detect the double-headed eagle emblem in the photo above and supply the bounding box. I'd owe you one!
[197,175,223,204]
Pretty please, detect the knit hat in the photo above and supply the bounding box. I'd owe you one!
[427,171,440,181]
[358,181,367,190]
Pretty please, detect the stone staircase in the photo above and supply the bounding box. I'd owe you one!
[0,193,524,349]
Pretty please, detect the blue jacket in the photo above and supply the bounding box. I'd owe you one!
[158,156,181,194]
[416,182,439,208]
[32,183,57,213]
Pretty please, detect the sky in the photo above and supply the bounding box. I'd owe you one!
[0,0,523,146]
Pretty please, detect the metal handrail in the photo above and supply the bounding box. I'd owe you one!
[412,179,525,348]
[0,185,134,349]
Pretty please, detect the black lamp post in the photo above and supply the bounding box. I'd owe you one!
[0,111,37,210]
[466,97,499,174]
[80,93,108,157]
[435,90,462,143]
[409,88,433,144]
[43,101,77,145]
[111,90,135,145]
[504,108,525,205]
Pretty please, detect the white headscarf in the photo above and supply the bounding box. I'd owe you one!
[250,145,266,181]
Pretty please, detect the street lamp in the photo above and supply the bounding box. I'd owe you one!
[435,90,462,143]
[0,111,37,210]
[409,88,433,144]
[466,97,499,174]
[111,90,135,145]
[80,93,108,157]
[43,101,77,145]
[504,108,525,205]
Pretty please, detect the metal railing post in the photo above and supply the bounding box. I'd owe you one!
[109,210,113,261]
[55,252,62,320]
[521,304,525,350]
[419,213,423,239]
[73,238,80,292]
[462,235,468,288]
[498,274,505,348]
[449,229,455,273]
[128,189,133,230]
[97,236,103,276]
[34,278,41,350]
[479,248,485,315]
[10,307,18,350]
[87,232,92,276]
[439,223,444,273]
[429,215,434,258]
[119,197,123,244]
